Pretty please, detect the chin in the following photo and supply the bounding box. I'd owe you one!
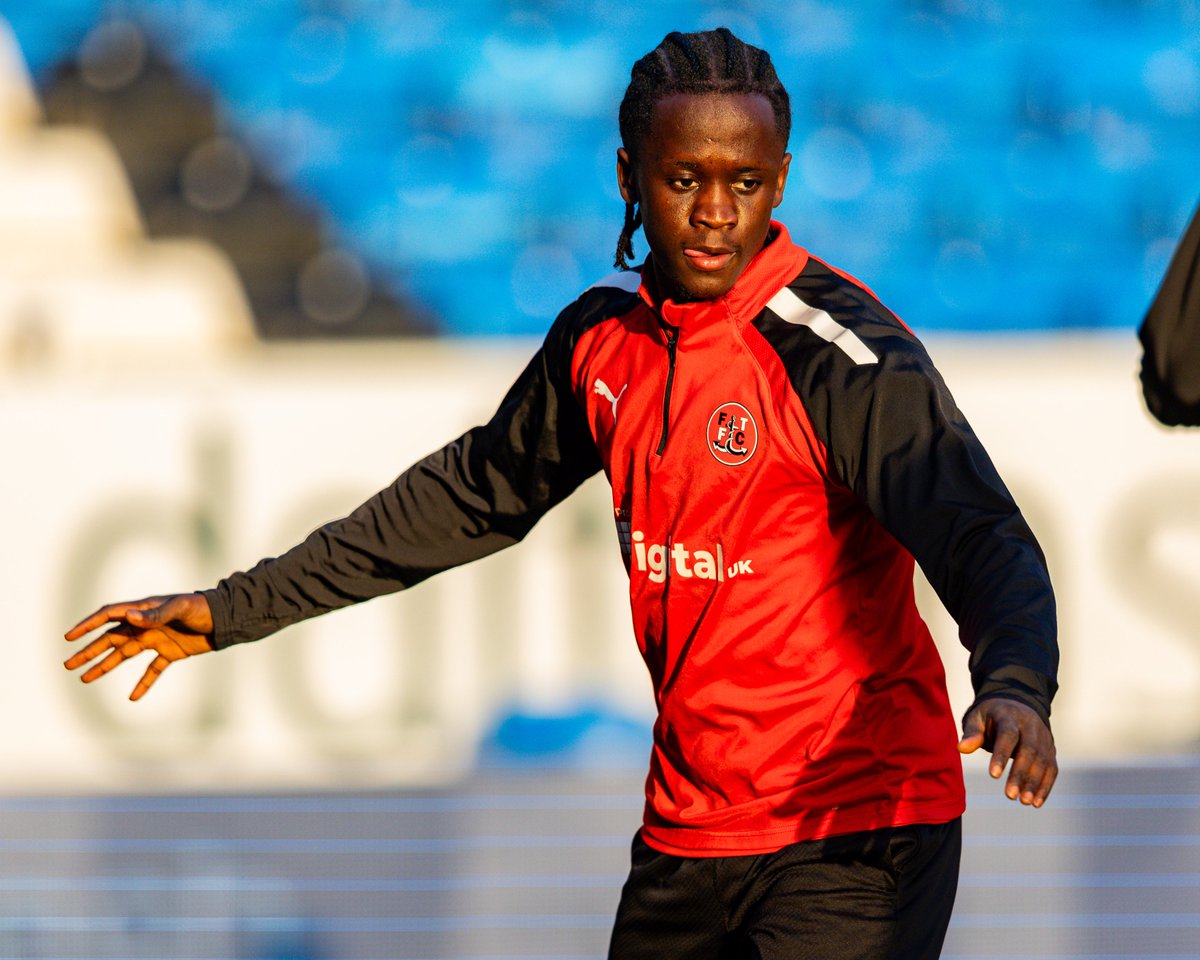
[662,264,740,303]
[678,275,737,302]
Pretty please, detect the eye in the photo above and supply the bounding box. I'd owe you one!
[733,178,762,194]
[669,177,698,191]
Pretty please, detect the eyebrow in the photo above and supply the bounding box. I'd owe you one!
[659,159,772,173]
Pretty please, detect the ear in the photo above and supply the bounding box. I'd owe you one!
[772,152,792,209]
[616,147,638,205]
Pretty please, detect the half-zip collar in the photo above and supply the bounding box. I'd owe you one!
[634,221,810,335]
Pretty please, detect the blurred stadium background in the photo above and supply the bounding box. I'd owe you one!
[1,1,1198,958]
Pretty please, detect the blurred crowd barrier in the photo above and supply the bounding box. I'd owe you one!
[3,332,1200,794]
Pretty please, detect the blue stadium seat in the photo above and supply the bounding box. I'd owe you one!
[4,0,1197,335]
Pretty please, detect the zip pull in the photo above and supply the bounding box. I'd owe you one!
[656,325,678,456]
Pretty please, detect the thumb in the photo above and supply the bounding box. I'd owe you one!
[958,709,987,754]
[126,600,173,626]
[125,606,158,625]
[128,594,212,634]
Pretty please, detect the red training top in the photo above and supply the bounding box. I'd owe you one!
[207,223,1058,856]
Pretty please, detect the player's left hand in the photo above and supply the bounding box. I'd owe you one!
[958,699,1057,807]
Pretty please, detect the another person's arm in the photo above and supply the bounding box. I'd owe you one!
[1140,200,1200,426]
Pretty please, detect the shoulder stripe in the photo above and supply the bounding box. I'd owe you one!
[586,270,642,294]
[766,287,877,365]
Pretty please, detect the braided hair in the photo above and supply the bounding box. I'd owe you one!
[613,27,792,270]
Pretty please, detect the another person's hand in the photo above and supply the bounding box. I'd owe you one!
[958,698,1057,807]
[64,594,215,701]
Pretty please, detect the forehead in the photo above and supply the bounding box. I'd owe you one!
[640,92,785,162]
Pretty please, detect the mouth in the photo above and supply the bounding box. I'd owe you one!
[683,247,736,273]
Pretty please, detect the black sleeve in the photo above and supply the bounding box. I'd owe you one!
[202,311,601,650]
[1139,200,1200,427]
[829,339,1059,724]
[759,269,1058,724]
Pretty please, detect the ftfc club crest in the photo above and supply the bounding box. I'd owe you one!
[706,402,758,466]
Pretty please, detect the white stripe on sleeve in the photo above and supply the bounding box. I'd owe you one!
[766,287,877,365]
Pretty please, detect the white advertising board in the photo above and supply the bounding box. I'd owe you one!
[3,334,1198,793]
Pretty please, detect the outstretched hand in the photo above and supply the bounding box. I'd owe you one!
[64,594,215,701]
[959,698,1057,807]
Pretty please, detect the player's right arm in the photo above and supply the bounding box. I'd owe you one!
[200,309,601,651]
[63,295,605,694]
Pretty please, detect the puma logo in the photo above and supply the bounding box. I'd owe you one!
[593,378,628,423]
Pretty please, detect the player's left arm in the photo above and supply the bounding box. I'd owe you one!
[826,335,1060,804]
[958,696,1057,807]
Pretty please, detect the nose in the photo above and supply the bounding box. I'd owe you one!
[691,183,737,230]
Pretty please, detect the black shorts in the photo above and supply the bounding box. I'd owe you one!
[607,819,961,960]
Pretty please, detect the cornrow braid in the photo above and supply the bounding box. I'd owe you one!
[613,27,792,270]
[614,200,643,271]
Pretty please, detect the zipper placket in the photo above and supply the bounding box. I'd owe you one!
[656,323,678,456]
